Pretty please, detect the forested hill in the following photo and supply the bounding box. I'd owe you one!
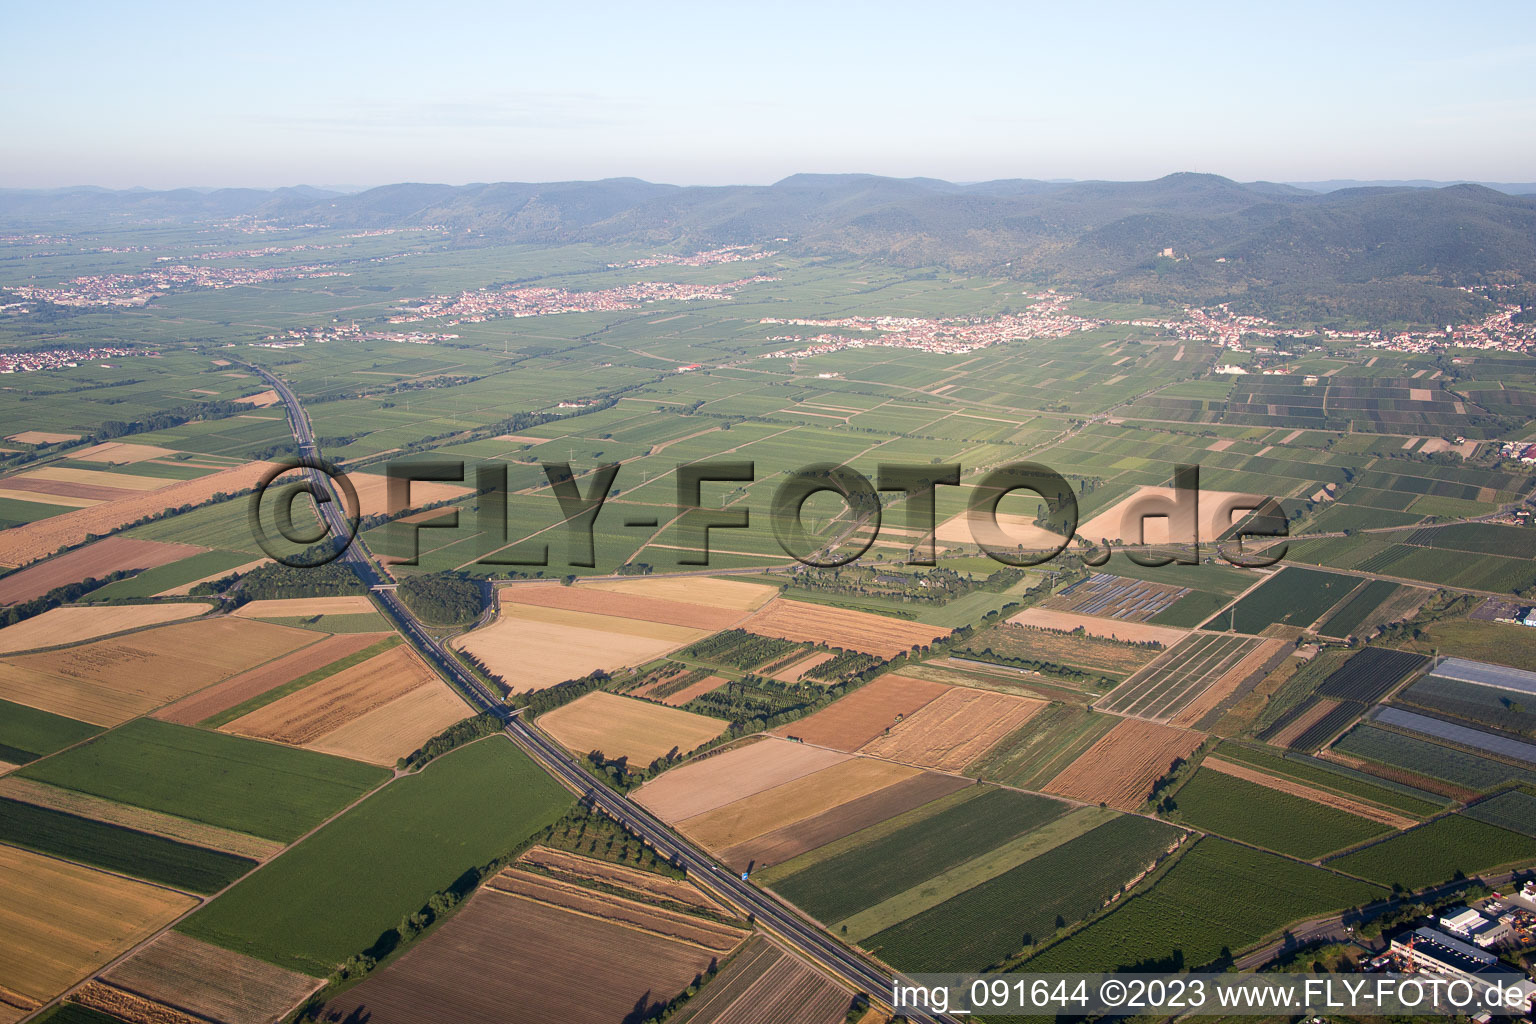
[6,173,1536,323]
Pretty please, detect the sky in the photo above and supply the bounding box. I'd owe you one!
[5,0,1534,189]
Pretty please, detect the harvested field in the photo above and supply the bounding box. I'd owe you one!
[1044,573,1189,622]
[633,737,850,822]
[952,625,1159,684]
[0,844,196,1004]
[20,466,176,492]
[102,932,323,1024]
[933,509,1066,551]
[72,981,203,1024]
[773,650,838,683]
[677,758,919,852]
[0,478,140,502]
[1077,485,1267,545]
[1170,639,1287,728]
[0,777,282,860]
[233,389,279,407]
[1203,757,1415,829]
[0,603,211,655]
[223,644,453,751]
[654,674,728,706]
[0,487,99,509]
[153,632,382,726]
[743,600,948,658]
[308,678,471,766]
[231,596,376,618]
[1008,606,1187,646]
[500,582,746,631]
[0,462,278,569]
[538,691,728,765]
[860,687,1046,771]
[156,557,269,597]
[339,471,473,519]
[582,575,778,611]
[715,771,971,872]
[673,937,851,1024]
[5,430,81,445]
[72,442,180,464]
[486,868,748,953]
[517,846,730,916]
[1045,718,1204,810]
[1270,697,1344,747]
[453,603,710,692]
[775,673,948,750]
[0,617,316,726]
[0,536,206,604]
[318,885,723,1024]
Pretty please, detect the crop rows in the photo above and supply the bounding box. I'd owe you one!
[1316,647,1428,703]
[1333,724,1536,792]
[1327,814,1536,890]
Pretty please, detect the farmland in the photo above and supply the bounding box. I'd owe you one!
[0,602,211,654]
[1463,790,1536,837]
[1041,572,1188,622]
[1026,837,1383,972]
[231,595,378,618]
[858,686,1044,771]
[453,602,710,692]
[0,699,99,765]
[1332,723,1536,792]
[537,690,728,765]
[1209,742,1443,817]
[1318,579,1411,638]
[499,579,751,631]
[0,844,198,1011]
[1397,672,1536,739]
[1327,814,1536,889]
[742,599,949,657]
[1008,606,1188,646]
[632,737,850,822]
[1167,766,1391,858]
[865,813,1185,972]
[968,704,1121,789]
[773,673,947,750]
[672,937,852,1024]
[1097,633,1274,723]
[0,537,206,604]
[0,796,256,892]
[18,719,388,842]
[952,621,1159,683]
[178,738,572,976]
[1044,718,1205,810]
[100,932,323,1024]
[1207,567,1359,634]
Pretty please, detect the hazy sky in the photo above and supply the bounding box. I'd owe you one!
[6,0,1534,189]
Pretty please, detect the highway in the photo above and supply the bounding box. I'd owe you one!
[249,364,958,1023]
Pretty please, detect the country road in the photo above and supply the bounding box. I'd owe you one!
[248,362,961,1024]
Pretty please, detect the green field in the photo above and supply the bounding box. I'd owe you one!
[769,787,1067,925]
[969,705,1119,789]
[1206,567,1359,634]
[0,698,101,764]
[0,796,255,893]
[1463,790,1536,838]
[1026,838,1383,972]
[1213,742,1444,817]
[200,634,400,728]
[865,813,1184,972]
[17,719,389,842]
[87,549,255,600]
[1327,814,1536,889]
[1317,579,1403,638]
[177,737,572,976]
[1332,723,1536,792]
[1169,767,1389,858]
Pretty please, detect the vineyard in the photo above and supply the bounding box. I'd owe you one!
[1333,723,1536,792]
[1463,790,1536,838]
[1208,567,1358,634]
[1326,814,1536,889]
[1167,768,1389,859]
[1213,742,1443,817]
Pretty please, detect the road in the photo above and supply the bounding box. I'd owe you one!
[249,363,958,1023]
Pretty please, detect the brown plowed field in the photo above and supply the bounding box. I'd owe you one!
[319,887,722,1024]
[102,931,323,1024]
[677,758,918,852]
[0,478,142,502]
[1169,639,1287,728]
[772,674,948,751]
[0,461,277,569]
[308,678,471,766]
[1044,718,1204,810]
[485,870,747,953]
[0,778,282,860]
[1008,607,1188,647]
[632,738,850,822]
[73,981,202,1024]
[0,617,316,726]
[223,644,439,746]
[0,845,196,1004]
[501,583,744,630]
[340,471,474,519]
[715,771,970,872]
[73,442,179,464]
[5,430,80,445]
[154,632,383,726]
[671,937,851,1024]
[231,596,376,618]
[0,537,206,603]
[742,601,949,658]
[21,466,176,492]
[0,603,212,655]
[1202,757,1416,829]
[516,846,731,916]
[655,675,729,707]
[1269,698,1343,747]
[538,691,729,765]
[860,687,1046,771]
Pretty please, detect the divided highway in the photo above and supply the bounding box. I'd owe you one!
[250,364,957,1024]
